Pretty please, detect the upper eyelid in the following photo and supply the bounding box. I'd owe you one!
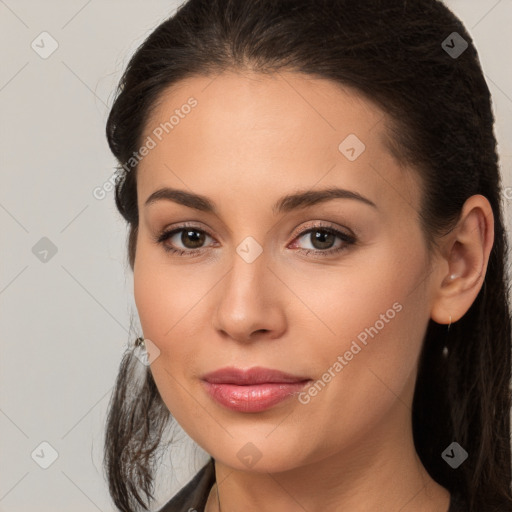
[291,221,355,239]
[161,222,355,246]
[163,221,350,235]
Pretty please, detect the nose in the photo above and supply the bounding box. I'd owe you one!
[212,249,287,344]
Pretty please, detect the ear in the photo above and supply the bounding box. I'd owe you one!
[430,194,494,326]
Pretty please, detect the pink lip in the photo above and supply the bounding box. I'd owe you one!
[201,366,311,412]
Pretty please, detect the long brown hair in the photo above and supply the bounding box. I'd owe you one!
[103,1,512,510]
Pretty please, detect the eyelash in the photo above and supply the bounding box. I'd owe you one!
[154,222,357,258]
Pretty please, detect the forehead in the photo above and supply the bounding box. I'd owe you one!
[137,70,420,217]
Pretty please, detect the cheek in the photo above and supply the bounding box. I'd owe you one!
[133,238,205,340]
[284,237,430,421]
[280,234,428,353]
[133,245,219,422]
[133,262,202,430]
[134,267,201,366]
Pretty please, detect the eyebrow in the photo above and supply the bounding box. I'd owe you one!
[144,186,377,215]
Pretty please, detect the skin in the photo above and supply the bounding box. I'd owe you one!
[133,69,494,512]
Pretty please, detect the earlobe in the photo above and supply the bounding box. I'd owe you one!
[430,194,494,326]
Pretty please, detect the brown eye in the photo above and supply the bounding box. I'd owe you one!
[292,225,356,256]
[180,229,206,249]
[156,226,214,255]
[308,229,337,250]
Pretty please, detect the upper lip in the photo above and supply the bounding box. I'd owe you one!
[202,366,310,385]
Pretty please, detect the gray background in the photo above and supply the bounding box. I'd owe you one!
[1,1,511,510]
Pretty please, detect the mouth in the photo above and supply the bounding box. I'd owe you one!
[201,366,312,412]
[201,366,310,385]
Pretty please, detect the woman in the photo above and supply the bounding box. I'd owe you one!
[103,1,512,511]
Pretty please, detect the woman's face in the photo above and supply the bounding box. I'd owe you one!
[134,70,436,472]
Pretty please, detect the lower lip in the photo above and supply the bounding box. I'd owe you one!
[201,380,311,412]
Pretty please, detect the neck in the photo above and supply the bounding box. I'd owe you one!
[204,399,450,512]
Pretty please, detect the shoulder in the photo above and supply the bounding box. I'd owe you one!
[157,457,216,512]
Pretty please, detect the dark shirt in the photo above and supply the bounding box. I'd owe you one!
[157,457,468,511]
